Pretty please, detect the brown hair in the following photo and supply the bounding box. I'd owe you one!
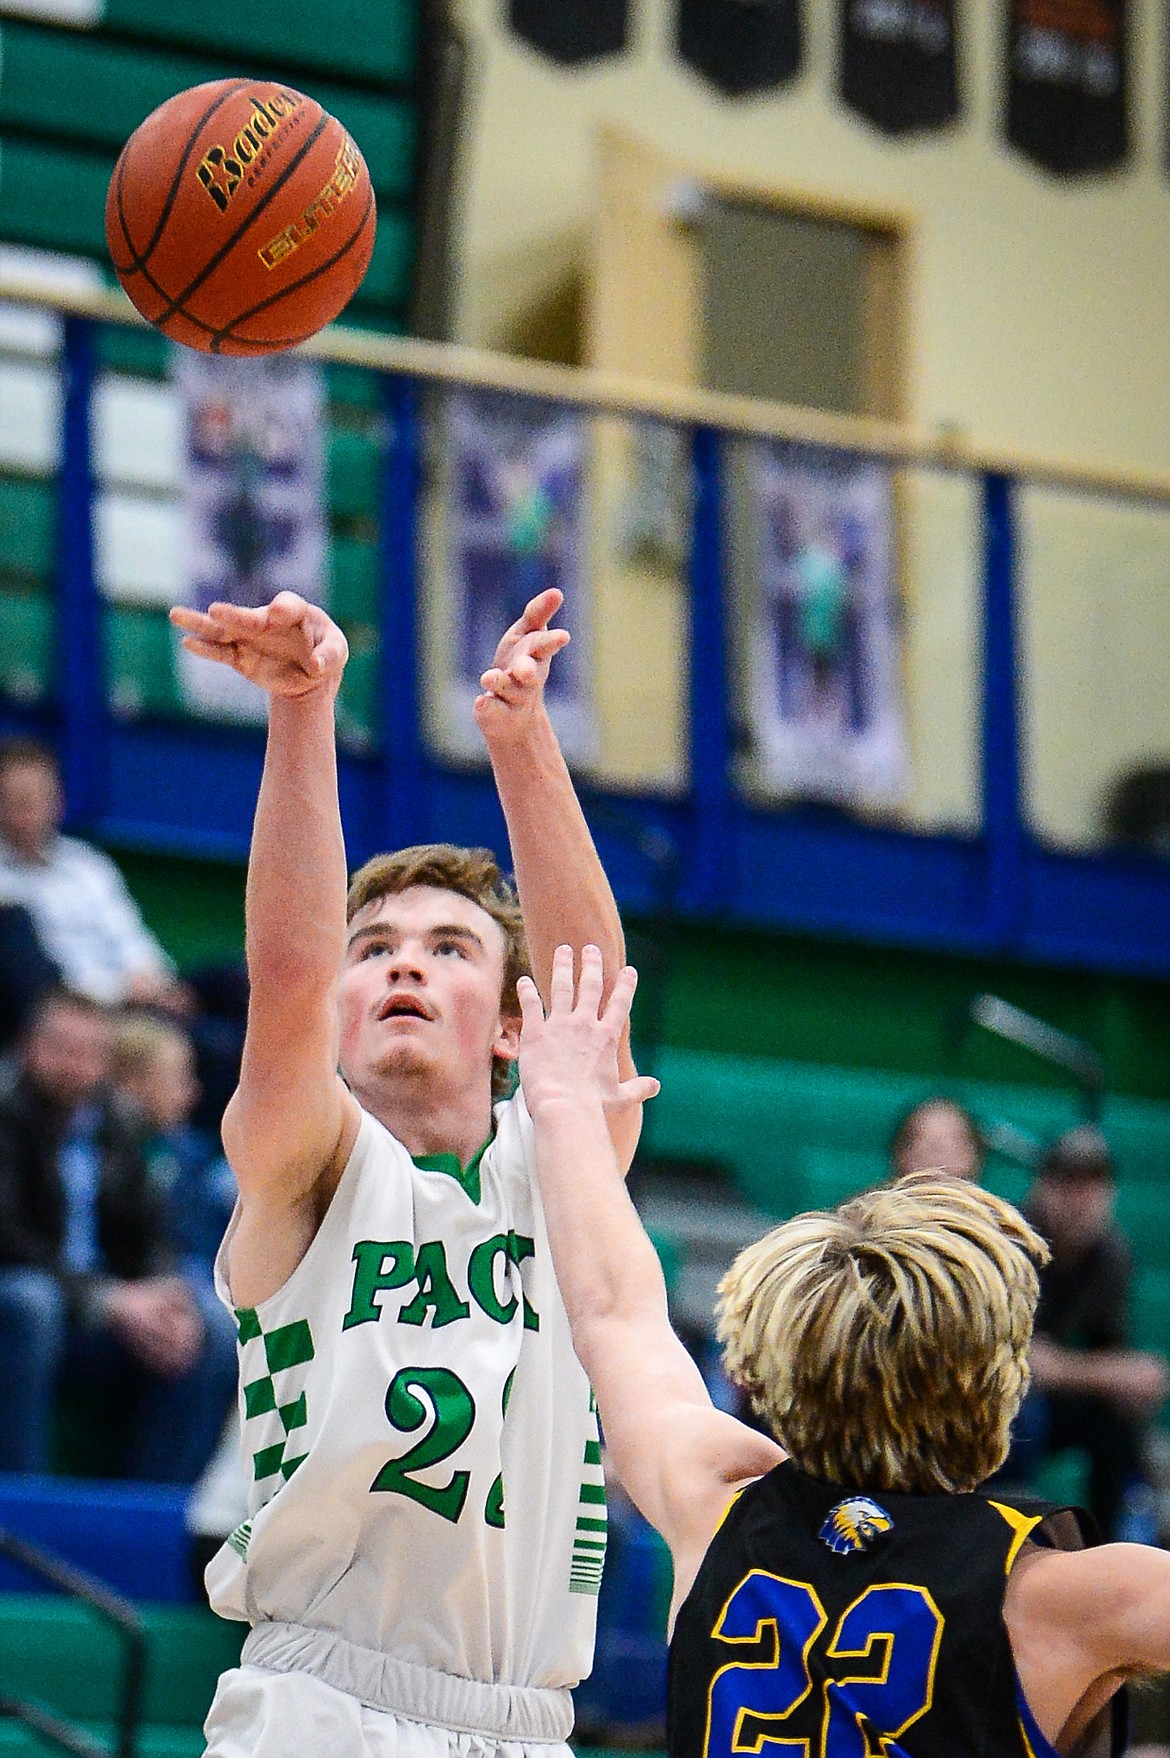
[717,1175,1049,1495]
[346,844,529,1101]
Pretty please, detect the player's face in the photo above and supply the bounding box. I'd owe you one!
[337,885,516,1101]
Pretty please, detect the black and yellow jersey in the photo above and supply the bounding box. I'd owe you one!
[667,1461,1125,1758]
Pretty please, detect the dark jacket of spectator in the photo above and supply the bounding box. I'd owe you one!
[0,1072,170,1312]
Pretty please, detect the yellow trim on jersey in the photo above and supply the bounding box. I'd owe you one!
[987,1501,1044,1574]
[712,1484,751,1539]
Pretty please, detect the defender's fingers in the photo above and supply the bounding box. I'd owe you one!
[601,964,639,1033]
[575,944,605,1017]
[265,591,313,626]
[548,943,576,1013]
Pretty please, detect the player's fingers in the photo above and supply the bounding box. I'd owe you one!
[178,635,242,669]
[601,964,639,1034]
[576,944,604,1018]
[527,628,570,663]
[520,586,563,632]
[516,973,544,1027]
[478,667,513,698]
[169,606,215,636]
[618,1074,660,1107]
[508,653,539,689]
[265,591,312,627]
[202,600,268,629]
[548,943,575,1014]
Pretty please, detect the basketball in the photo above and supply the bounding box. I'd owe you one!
[105,79,377,356]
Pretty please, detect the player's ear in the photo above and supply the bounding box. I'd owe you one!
[493,1012,522,1063]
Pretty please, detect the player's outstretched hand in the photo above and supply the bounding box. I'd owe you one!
[518,944,660,1123]
[473,587,570,742]
[169,592,348,699]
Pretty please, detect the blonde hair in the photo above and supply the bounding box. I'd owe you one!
[112,1011,189,1083]
[716,1175,1049,1495]
[347,844,529,1102]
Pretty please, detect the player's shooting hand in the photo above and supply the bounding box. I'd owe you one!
[518,944,659,1122]
[169,592,348,699]
[473,587,570,743]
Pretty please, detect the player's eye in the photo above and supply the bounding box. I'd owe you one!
[435,939,467,957]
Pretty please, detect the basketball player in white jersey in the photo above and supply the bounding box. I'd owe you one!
[168,587,643,1758]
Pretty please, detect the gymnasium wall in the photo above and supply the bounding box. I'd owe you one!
[447,0,1170,848]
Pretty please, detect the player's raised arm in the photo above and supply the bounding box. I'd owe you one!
[518,945,782,1607]
[475,590,643,1170]
[170,593,359,1299]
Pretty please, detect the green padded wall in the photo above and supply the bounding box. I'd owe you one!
[0,6,422,331]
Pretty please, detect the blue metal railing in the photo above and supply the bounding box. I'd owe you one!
[12,300,1170,982]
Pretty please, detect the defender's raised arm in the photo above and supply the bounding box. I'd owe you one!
[518,945,782,1607]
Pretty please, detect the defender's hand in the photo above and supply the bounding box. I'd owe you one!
[518,944,659,1121]
[473,587,570,742]
[170,592,348,699]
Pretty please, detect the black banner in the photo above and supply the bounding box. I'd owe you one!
[677,0,802,97]
[840,0,960,132]
[1006,0,1128,172]
[508,0,628,63]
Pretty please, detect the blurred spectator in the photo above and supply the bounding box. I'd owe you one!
[112,1012,238,1290]
[0,988,236,1481]
[0,738,192,1013]
[0,738,247,1126]
[889,1095,984,1182]
[1007,1125,1168,1540]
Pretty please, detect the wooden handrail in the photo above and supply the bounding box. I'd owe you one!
[5,274,1170,506]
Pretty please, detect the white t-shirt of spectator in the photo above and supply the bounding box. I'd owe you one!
[0,831,174,1004]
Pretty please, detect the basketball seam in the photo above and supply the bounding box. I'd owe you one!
[211,183,376,347]
[155,112,332,322]
[115,79,254,276]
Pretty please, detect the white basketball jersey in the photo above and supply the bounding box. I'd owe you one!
[205,1092,605,1690]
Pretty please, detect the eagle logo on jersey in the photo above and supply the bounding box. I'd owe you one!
[819,1497,894,1554]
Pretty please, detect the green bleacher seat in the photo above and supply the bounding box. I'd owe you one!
[1113,1182,1170,1272]
[0,140,110,259]
[105,0,419,84]
[797,1145,885,1212]
[0,587,54,701]
[105,605,185,719]
[357,211,417,314]
[97,322,171,380]
[0,475,55,583]
[0,23,418,202]
[1132,1268,1170,1356]
[327,364,384,412]
[336,627,380,750]
[328,428,384,524]
[330,536,380,624]
[0,1593,242,1734]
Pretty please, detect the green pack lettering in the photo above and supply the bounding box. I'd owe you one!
[399,1240,472,1329]
[343,1240,416,1330]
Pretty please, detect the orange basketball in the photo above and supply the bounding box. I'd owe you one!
[106,79,377,356]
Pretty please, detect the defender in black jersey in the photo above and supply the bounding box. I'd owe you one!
[516,948,1170,1758]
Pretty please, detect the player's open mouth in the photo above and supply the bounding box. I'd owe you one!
[377,995,433,1022]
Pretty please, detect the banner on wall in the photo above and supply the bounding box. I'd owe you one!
[1006,0,1128,172]
[174,349,326,724]
[432,389,596,765]
[677,0,802,96]
[840,0,960,132]
[735,440,907,807]
[508,0,628,63]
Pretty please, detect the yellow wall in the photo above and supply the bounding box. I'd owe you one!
[448,0,1170,840]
